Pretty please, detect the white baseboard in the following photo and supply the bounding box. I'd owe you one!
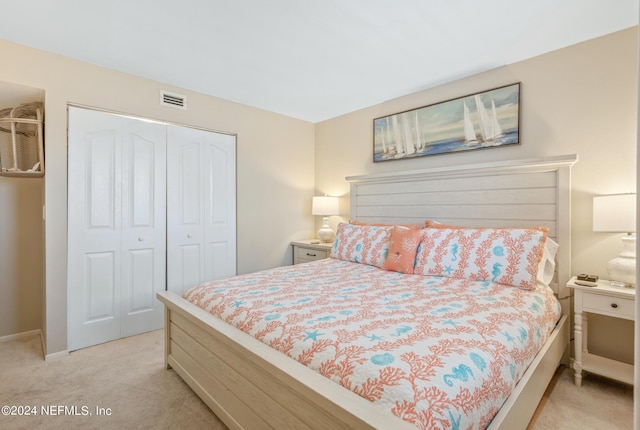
[0,329,42,343]
[0,329,69,361]
[45,350,69,361]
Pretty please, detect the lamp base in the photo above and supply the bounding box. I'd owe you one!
[606,234,636,287]
[317,216,335,243]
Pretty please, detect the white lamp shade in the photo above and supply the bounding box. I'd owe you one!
[312,196,339,216]
[593,194,636,233]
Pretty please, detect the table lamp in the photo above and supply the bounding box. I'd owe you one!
[312,196,339,242]
[593,193,636,287]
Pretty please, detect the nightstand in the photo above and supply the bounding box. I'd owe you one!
[567,276,635,386]
[291,240,333,265]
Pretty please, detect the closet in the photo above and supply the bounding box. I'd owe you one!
[67,106,236,351]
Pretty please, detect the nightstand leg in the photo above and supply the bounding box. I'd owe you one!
[582,313,588,353]
[574,311,583,387]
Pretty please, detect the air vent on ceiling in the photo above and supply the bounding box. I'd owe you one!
[160,90,187,110]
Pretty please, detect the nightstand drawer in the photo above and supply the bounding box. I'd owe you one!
[296,247,329,262]
[583,292,635,319]
[291,240,333,265]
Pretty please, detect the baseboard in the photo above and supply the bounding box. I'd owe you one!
[45,350,69,361]
[0,329,42,343]
[0,329,69,361]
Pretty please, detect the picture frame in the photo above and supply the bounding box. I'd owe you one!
[373,83,520,162]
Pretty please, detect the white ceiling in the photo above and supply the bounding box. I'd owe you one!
[0,0,637,122]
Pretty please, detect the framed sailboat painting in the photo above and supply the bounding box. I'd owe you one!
[373,83,520,162]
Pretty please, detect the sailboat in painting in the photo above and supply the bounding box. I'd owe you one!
[463,101,479,146]
[474,95,504,145]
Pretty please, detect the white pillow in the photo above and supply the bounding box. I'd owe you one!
[537,238,558,287]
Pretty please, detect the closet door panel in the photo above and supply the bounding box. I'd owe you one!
[68,108,122,351]
[86,131,117,230]
[167,125,236,294]
[127,249,155,310]
[167,127,204,295]
[205,242,229,282]
[85,251,117,322]
[130,136,154,226]
[83,129,121,250]
[121,119,166,336]
[179,143,202,224]
[178,244,203,291]
[203,133,236,280]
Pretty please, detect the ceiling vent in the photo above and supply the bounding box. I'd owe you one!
[160,90,187,110]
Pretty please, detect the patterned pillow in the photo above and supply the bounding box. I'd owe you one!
[424,220,557,287]
[414,227,547,290]
[331,223,391,267]
[382,226,425,274]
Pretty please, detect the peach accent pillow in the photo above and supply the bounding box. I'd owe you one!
[382,226,425,274]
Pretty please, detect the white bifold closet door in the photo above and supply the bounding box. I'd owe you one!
[166,125,236,295]
[68,107,236,351]
[68,107,167,351]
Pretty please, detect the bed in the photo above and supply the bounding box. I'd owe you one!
[157,154,577,429]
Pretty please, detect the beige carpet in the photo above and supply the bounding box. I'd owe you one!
[0,330,632,429]
[528,363,633,429]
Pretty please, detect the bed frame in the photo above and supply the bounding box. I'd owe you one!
[157,154,577,430]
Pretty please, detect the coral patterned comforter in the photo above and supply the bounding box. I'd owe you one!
[183,258,561,430]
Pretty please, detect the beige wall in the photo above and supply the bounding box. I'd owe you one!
[315,28,638,363]
[0,178,43,337]
[0,40,316,354]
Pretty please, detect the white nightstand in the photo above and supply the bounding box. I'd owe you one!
[566,276,635,386]
[291,240,333,265]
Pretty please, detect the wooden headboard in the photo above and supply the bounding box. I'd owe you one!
[346,154,578,302]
